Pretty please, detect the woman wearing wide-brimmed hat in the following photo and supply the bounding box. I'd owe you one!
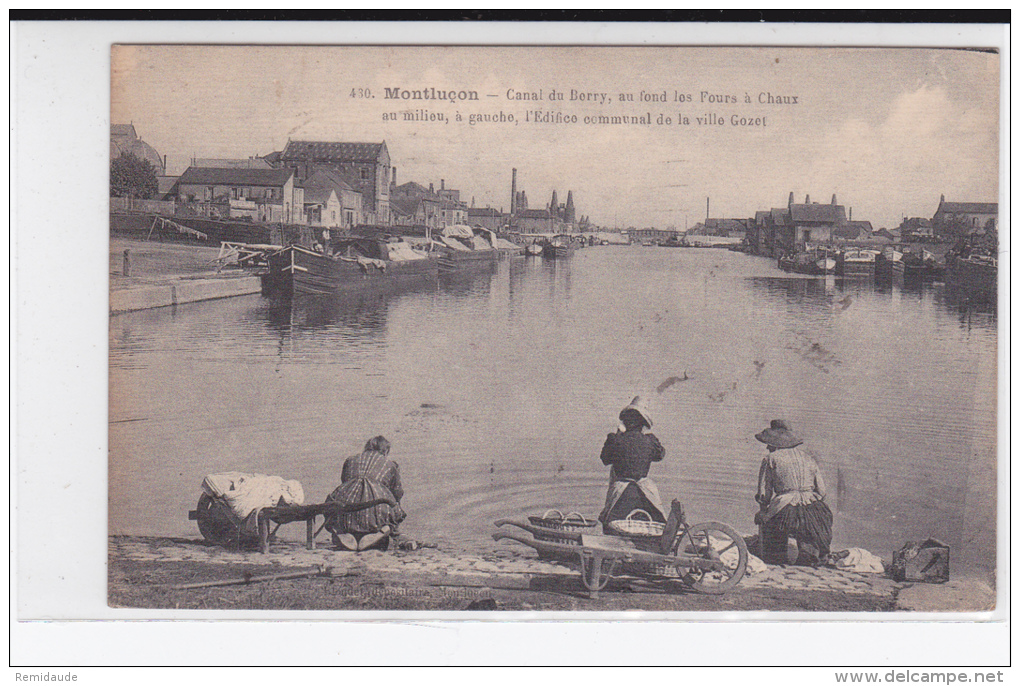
[598,396,667,531]
[754,420,833,565]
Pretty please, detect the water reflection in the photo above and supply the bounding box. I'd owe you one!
[109,248,997,579]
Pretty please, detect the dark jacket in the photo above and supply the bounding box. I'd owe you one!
[600,430,665,481]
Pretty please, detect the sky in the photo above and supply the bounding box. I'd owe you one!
[111,45,1000,230]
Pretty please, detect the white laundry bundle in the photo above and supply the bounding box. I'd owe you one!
[201,472,305,520]
[832,547,886,573]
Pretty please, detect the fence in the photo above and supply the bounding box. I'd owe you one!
[110,196,177,215]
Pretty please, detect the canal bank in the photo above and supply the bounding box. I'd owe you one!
[108,535,994,612]
[110,239,262,314]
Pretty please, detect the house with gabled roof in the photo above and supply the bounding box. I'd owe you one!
[390,195,441,234]
[467,207,505,233]
[302,167,363,229]
[278,140,391,225]
[931,194,997,238]
[176,166,303,224]
[516,208,555,234]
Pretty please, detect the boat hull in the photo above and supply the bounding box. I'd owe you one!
[437,248,499,273]
[262,245,439,298]
[840,261,876,277]
[946,256,997,300]
[543,244,576,259]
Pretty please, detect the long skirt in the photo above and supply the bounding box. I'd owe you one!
[324,477,406,536]
[761,500,833,565]
[600,481,667,533]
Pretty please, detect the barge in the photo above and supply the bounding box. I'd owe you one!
[261,236,438,299]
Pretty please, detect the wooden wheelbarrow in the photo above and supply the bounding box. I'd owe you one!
[494,500,748,598]
[190,494,395,553]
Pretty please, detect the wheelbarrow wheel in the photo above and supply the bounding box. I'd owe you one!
[678,521,748,594]
[195,494,241,547]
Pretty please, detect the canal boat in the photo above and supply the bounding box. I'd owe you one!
[894,252,928,282]
[261,236,438,299]
[921,247,949,281]
[543,235,577,259]
[946,254,997,300]
[779,251,821,275]
[815,250,837,275]
[839,249,879,277]
[874,248,903,281]
[525,242,544,257]
[492,235,525,258]
[433,225,499,273]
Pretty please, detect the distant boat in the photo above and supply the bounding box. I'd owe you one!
[894,252,927,281]
[261,236,438,299]
[525,243,544,256]
[815,253,837,274]
[875,248,903,281]
[839,249,879,277]
[779,251,822,275]
[543,235,577,259]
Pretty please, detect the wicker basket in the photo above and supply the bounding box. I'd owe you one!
[527,509,597,546]
[607,509,664,539]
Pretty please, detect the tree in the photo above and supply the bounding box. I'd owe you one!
[110,151,158,199]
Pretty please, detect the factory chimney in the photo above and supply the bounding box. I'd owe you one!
[510,168,518,216]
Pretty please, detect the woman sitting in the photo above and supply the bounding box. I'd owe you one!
[325,435,406,551]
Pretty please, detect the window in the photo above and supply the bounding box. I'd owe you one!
[360,167,369,180]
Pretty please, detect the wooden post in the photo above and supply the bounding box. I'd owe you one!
[306,516,316,550]
[258,511,270,553]
[122,249,131,277]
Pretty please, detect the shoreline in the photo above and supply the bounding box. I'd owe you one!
[108,535,994,613]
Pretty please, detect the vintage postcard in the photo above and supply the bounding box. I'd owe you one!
[104,41,1000,618]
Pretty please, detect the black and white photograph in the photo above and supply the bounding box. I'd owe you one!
[104,42,1000,614]
[11,18,1009,671]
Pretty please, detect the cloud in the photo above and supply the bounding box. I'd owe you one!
[802,84,998,226]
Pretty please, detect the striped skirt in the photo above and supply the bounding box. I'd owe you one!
[761,499,833,565]
[324,477,406,536]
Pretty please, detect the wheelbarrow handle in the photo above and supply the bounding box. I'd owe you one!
[492,531,583,558]
[493,519,584,542]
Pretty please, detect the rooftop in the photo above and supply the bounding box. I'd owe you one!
[937,201,998,215]
[178,167,295,187]
[789,203,846,224]
[282,140,388,163]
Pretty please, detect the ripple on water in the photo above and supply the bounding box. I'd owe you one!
[109,249,998,576]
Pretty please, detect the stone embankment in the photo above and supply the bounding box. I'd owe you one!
[109,239,262,314]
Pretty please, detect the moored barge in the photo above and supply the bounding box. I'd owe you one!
[261,236,438,299]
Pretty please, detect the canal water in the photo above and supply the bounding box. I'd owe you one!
[109,247,998,580]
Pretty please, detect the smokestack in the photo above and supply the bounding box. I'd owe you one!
[788,191,794,207]
[511,168,518,216]
[831,194,837,205]
[429,182,434,194]
[805,194,810,204]
[850,207,853,221]
[441,179,445,191]
[706,197,710,221]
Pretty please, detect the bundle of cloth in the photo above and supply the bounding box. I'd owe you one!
[201,472,305,521]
